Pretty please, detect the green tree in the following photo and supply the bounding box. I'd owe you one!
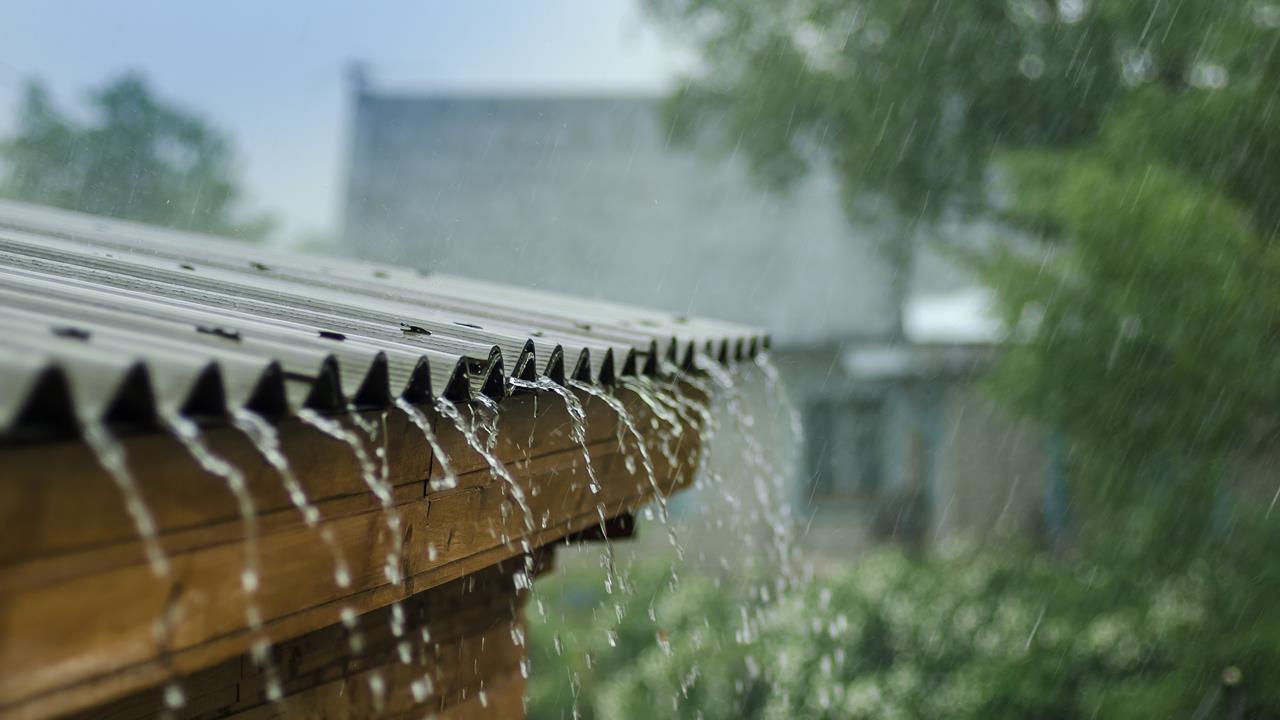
[1,73,272,240]
[646,0,1280,550]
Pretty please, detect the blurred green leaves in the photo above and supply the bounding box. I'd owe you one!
[649,0,1280,553]
[616,1,1280,716]
[532,544,1280,719]
[1,73,272,240]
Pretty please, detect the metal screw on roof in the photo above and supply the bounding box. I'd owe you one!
[180,263,196,271]
[51,326,91,341]
[197,325,242,342]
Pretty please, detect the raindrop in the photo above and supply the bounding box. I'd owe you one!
[1019,54,1046,80]
[395,397,458,491]
[1188,61,1229,89]
[1058,0,1088,23]
[163,683,186,709]
[1253,1,1280,27]
[81,421,169,577]
[232,408,351,588]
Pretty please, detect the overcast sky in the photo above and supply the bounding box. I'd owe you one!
[0,1,689,241]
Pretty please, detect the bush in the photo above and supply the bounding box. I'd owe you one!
[531,538,1280,719]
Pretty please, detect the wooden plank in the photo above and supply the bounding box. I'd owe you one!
[0,411,429,568]
[429,672,526,720]
[69,564,531,720]
[0,382,706,719]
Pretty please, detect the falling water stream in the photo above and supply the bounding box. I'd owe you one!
[394,397,457,491]
[432,397,534,548]
[433,395,539,684]
[81,422,169,578]
[694,352,800,605]
[74,348,789,713]
[508,377,622,602]
[295,409,401,580]
[161,412,260,600]
[231,408,352,589]
[510,377,601,495]
[295,408,403,707]
[159,410,287,704]
[81,421,189,710]
[567,380,679,553]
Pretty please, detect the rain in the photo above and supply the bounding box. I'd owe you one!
[1,0,1279,718]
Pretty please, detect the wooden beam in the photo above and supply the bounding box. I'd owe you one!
[0,383,705,719]
[65,562,533,720]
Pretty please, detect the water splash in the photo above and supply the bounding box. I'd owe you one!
[81,421,169,577]
[232,408,352,589]
[394,397,458,491]
[473,394,502,453]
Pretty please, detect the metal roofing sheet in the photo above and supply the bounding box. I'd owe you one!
[0,199,767,441]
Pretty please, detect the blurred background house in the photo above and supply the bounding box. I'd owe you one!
[338,70,1058,555]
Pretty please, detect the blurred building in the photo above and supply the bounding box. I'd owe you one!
[339,73,1056,554]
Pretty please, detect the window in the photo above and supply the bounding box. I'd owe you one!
[805,396,884,504]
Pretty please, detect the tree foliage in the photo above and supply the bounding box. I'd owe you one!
[533,544,1280,719]
[0,73,271,240]
[647,0,1280,546]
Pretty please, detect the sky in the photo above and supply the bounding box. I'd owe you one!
[0,1,690,241]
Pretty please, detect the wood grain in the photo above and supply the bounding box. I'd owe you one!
[0,383,706,719]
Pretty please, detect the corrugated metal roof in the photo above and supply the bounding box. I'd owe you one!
[0,198,767,441]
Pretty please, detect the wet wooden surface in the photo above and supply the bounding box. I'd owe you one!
[67,561,536,720]
[0,384,705,719]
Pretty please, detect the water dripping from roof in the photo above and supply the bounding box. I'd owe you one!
[568,380,682,558]
[695,352,798,581]
[510,376,601,494]
[511,376,623,602]
[81,421,169,577]
[232,408,352,588]
[432,397,534,549]
[80,422,191,710]
[433,395,540,659]
[296,407,404,676]
[394,397,457,491]
[618,375,683,436]
[472,394,501,453]
[160,409,284,704]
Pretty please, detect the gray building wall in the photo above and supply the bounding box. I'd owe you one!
[341,92,894,348]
